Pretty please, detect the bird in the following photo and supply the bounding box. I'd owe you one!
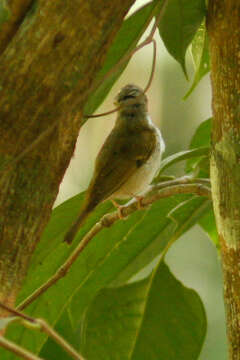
[64,84,165,244]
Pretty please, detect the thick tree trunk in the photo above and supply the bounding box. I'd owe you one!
[208,1,240,358]
[0,0,135,312]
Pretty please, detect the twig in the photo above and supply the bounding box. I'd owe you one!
[38,319,85,360]
[84,38,156,119]
[0,302,84,360]
[17,178,211,311]
[0,302,34,323]
[154,175,211,189]
[84,0,169,118]
[143,39,157,94]
[82,105,121,118]
[0,336,43,360]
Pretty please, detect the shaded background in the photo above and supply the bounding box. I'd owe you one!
[56,1,227,358]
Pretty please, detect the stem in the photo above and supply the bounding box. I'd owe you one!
[0,336,43,360]
[38,319,85,360]
[0,302,84,360]
[143,39,157,94]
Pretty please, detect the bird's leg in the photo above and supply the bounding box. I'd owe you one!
[111,200,125,219]
[127,192,146,210]
[111,194,147,219]
[134,195,145,210]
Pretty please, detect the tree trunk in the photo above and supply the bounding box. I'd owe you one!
[208,1,240,358]
[0,0,135,312]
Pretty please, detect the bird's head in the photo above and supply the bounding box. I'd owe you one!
[114,84,147,110]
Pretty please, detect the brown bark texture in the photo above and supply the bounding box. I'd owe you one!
[208,1,240,359]
[0,0,135,312]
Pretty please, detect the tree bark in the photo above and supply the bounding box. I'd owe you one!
[208,1,240,358]
[0,0,135,312]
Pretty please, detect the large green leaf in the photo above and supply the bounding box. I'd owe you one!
[199,208,218,248]
[169,196,211,236]
[1,193,175,358]
[68,196,211,331]
[4,188,210,358]
[156,147,209,178]
[81,262,206,360]
[0,317,16,331]
[157,0,206,75]
[84,0,162,118]
[0,0,10,27]
[185,119,218,246]
[40,309,78,360]
[184,23,210,99]
[186,118,211,175]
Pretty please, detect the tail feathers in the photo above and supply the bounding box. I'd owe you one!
[64,206,92,244]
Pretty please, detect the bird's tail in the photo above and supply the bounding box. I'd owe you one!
[63,202,94,244]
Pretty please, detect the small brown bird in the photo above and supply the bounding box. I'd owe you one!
[64,84,165,244]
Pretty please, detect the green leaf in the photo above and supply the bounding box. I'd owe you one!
[5,189,209,357]
[40,309,78,360]
[0,317,16,330]
[81,262,206,360]
[2,194,172,357]
[69,197,211,330]
[156,147,209,178]
[169,196,212,236]
[188,118,211,149]
[84,0,161,118]
[0,0,10,27]
[157,0,206,76]
[186,118,211,175]
[184,23,210,99]
[199,208,219,247]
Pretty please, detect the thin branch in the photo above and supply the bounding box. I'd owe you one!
[84,0,169,118]
[84,106,121,118]
[0,336,43,360]
[0,303,85,360]
[37,319,85,360]
[17,178,211,311]
[143,39,157,94]
[0,302,34,323]
[154,175,211,189]
[86,38,157,119]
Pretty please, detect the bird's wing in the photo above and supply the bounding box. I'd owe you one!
[86,126,157,207]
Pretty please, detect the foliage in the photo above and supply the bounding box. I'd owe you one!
[0,0,10,27]
[0,0,215,359]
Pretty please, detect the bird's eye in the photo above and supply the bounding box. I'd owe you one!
[122,94,135,101]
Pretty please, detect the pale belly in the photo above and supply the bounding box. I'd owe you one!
[111,127,165,200]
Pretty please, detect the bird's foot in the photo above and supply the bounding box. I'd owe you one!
[126,192,146,210]
[111,200,125,219]
[134,195,145,210]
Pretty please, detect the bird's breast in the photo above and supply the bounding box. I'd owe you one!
[112,125,164,199]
